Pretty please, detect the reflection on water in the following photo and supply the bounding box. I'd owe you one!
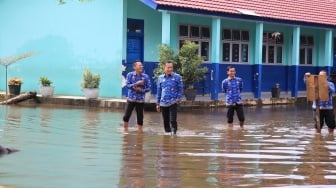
[120,133,145,187]
[0,104,336,187]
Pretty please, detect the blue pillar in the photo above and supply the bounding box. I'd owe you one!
[253,22,263,98]
[210,18,221,100]
[161,11,171,45]
[291,26,300,97]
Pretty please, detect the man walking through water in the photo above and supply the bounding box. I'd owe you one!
[123,60,151,132]
[305,70,335,134]
[222,66,245,129]
[156,60,183,135]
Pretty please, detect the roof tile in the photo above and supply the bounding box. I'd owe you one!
[154,0,336,27]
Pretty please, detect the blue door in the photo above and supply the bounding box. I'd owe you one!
[122,18,144,96]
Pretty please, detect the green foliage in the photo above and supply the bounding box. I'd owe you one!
[178,41,208,86]
[39,76,53,86]
[153,41,208,88]
[153,44,180,80]
[80,68,101,88]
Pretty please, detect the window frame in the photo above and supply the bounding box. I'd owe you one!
[299,35,314,65]
[262,31,283,64]
[178,24,211,62]
[222,29,249,63]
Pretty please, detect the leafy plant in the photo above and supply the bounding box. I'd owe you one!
[153,44,180,81]
[80,68,100,88]
[178,41,208,88]
[153,41,208,88]
[8,77,23,85]
[39,76,53,86]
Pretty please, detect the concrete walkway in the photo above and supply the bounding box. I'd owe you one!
[0,91,308,110]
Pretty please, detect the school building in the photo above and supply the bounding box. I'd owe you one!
[1,0,336,99]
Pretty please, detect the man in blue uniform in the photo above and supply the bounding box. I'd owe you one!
[305,70,335,134]
[222,66,245,129]
[123,60,151,132]
[156,60,183,135]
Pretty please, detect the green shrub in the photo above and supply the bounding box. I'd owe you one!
[39,76,52,86]
[80,68,100,88]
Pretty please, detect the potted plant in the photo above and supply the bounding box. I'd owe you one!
[8,77,23,95]
[39,76,54,97]
[178,41,208,100]
[154,41,208,101]
[80,68,101,99]
[0,51,36,96]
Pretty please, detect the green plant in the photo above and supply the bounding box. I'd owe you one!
[8,77,23,85]
[153,44,180,81]
[178,41,208,88]
[153,41,208,88]
[80,68,100,88]
[39,76,53,86]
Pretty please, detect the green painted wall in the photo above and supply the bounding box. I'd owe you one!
[0,0,123,98]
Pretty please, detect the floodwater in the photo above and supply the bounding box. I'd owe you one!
[0,104,336,188]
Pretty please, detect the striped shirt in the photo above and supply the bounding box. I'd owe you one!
[222,76,243,105]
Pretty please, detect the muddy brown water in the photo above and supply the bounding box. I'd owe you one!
[0,104,336,187]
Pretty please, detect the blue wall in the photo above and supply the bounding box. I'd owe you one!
[1,0,334,99]
[0,0,124,98]
[143,62,336,97]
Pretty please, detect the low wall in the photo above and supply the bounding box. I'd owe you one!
[0,93,304,110]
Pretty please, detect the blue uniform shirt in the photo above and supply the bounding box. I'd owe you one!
[156,73,183,106]
[222,76,243,105]
[126,71,151,102]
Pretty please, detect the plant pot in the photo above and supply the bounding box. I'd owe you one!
[8,85,21,95]
[40,86,54,97]
[184,88,197,101]
[83,88,99,99]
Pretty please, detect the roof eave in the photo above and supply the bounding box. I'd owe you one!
[156,5,336,30]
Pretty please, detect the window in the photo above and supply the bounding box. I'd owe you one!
[190,26,200,37]
[222,29,249,63]
[127,21,142,33]
[179,25,188,37]
[262,32,283,64]
[179,25,211,61]
[299,35,314,65]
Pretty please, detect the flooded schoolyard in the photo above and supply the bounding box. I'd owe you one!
[0,104,336,187]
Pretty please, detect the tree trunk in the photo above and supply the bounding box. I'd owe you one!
[0,91,37,105]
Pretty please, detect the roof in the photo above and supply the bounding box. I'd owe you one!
[142,0,336,29]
